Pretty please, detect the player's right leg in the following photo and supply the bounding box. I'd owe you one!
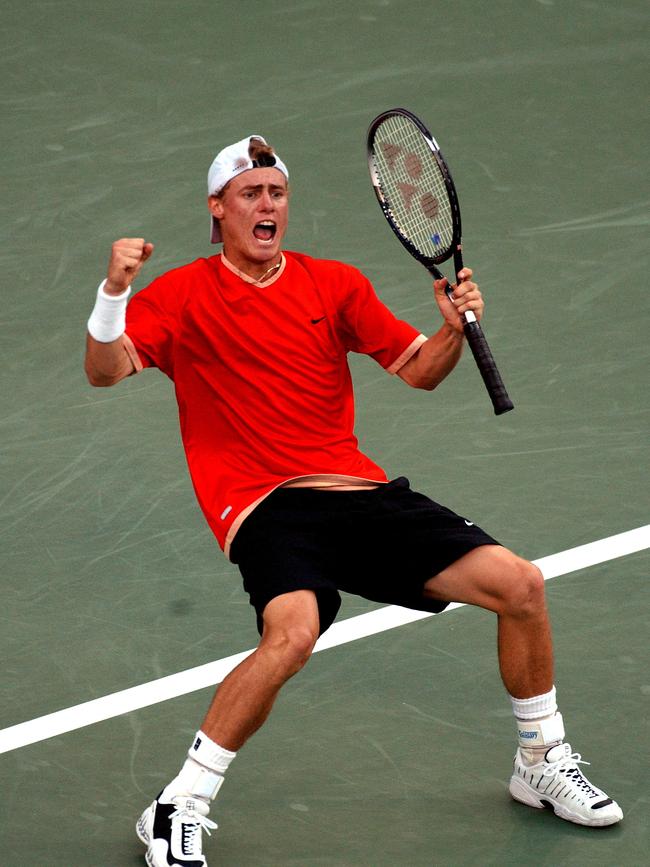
[137,589,320,867]
[202,589,322,749]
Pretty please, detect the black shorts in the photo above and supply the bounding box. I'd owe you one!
[230,477,499,636]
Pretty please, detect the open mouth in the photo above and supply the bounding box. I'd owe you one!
[253,221,277,242]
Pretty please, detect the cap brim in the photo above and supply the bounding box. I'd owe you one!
[210,215,222,244]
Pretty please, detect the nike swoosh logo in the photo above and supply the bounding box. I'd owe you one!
[464,520,474,526]
[311,316,327,325]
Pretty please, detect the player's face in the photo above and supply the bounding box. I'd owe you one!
[209,168,289,278]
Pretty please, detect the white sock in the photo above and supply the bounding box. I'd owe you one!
[161,731,236,803]
[509,686,565,765]
[510,685,557,720]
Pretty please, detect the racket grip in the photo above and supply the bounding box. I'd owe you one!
[463,319,514,415]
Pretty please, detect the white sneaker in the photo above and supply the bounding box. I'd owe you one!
[136,791,218,866]
[510,742,623,827]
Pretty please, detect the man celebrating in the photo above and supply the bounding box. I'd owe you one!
[85,135,622,867]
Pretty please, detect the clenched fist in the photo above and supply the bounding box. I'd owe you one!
[105,238,154,295]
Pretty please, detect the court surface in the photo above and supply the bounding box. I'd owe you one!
[1,1,648,864]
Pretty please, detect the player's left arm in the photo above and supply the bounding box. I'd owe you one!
[397,268,484,390]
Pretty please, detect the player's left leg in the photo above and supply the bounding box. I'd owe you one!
[425,546,552,698]
[423,545,623,827]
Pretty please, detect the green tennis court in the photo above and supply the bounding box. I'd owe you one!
[1,1,648,864]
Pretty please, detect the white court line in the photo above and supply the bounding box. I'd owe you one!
[0,525,648,755]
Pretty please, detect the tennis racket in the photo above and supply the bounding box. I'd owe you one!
[367,108,514,415]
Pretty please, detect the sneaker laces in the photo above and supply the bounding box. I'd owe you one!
[542,750,601,799]
[170,803,218,856]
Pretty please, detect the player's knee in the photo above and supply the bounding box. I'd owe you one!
[503,559,546,617]
[284,624,318,668]
[262,623,318,677]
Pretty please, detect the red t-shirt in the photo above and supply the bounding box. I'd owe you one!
[124,251,425,556]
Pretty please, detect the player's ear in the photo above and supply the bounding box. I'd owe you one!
[208,195,225,220]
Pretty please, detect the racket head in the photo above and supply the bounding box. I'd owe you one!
[367,108,462,270]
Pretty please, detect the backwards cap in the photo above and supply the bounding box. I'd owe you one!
[207,135,289,243]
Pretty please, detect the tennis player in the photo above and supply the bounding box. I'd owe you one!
[85,135,622,867]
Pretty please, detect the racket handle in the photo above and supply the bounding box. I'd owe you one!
[463,319,514,415]
[433,265,514,414]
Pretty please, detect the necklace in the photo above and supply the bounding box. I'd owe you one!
[257,261,282,283]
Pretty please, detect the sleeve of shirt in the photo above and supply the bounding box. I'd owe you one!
[124,274,179,379]
[338,268,427,374]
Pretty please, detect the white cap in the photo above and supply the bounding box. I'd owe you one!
[207,135,289,243]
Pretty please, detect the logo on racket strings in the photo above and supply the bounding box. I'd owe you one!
[380,141,440,223]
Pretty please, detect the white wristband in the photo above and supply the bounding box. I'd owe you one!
[87,279,131,343]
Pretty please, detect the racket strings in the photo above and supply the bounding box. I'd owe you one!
[371,115,455,259]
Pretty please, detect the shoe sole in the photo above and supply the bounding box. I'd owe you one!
[136,830,156,867]
[139,839,181,867]
[509,775,623,827]
[136,824,158,867]
[136,806,158,867]
[136,807,152,845]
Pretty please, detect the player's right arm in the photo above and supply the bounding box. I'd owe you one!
[84,239,154,387]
